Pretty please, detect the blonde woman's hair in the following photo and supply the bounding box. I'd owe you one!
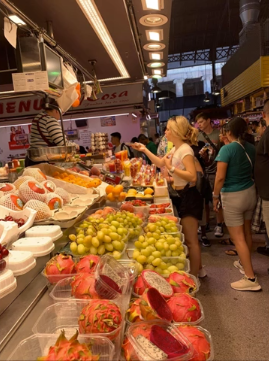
[168,116,198,146]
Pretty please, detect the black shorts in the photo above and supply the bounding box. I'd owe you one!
[175,186,203,221]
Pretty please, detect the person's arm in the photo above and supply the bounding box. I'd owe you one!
[164,154,197,183]
[132,142,166,167]
[46,118,66,146]
[213,162,228,211]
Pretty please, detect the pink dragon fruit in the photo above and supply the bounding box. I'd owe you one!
[37,330,99,361]
[127,288,172,323]
[167,293,202,323]
[122,324,151,361]
[133,274,146,295]
[44,254,75,284]
[70,273,99,299]
[75,255,100,274]
[78,299,122,340]
[141,270,173,299]
[167,272,197,294]
[178,325,211,361]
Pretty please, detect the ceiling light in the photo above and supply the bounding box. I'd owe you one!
[143,43,166,51]
[8,15,26,25]
[151,74,162,79]
[151,85,162,93]
[139,14,168,27]
[204,92,211,103]
[76,0,129,80]
[64,113,129,121]
[144,75,148,80]
[156,102,160,108]
[150,52,163,60]
[153,69,162,75]
[132,113,138,118]
[212,83,220,95]
[146,29,163,41]
[141,0,164,10]
[147,62,165,68]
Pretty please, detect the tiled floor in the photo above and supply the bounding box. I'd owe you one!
[196,229,269,361]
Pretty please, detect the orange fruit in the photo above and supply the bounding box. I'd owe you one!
[106,185,114,194]
[113,185,123,195]
[106,193,115,202]
[118,192,127,202]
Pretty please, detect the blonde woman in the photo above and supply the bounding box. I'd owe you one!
[132,116,203,277]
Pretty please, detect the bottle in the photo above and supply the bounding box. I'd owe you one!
[8,162,18,183]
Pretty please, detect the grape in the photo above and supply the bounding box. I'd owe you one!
[105,243,114,252]
[70,242,78,254]
[146,232,153,238]
[97,231,104,241]
[152,258,161,266]
[163,242,169,250]
[180,253,186,259]
[103,235,112,244]
[97,245,106,255]
[167,237,175,245]
[141,249,151,257]
[147,255,155,264]
[77,244,86,255]
[163,269,170,275]
[77,234,85,240]
[77,238,84,245]
[136,263,144,274]
[112,251,121,260]
[145,264,154,270]
[133,250,140,259]
[110,226,117,232]
[160,227,165,232]
[177,257,186,264]
[172,251,180,257]
[167,265,178,273]
[155,242,164,251]
[152,251,161,258]
[166,250,172,257]
[141,241,149,249]
[170,244,177,251]
[147,237,156,245]
[83,236,92,247]
[137,255,147,264]
[91,237,100,248]
[176,263,185,270]
[153,233,160,240]
[134,241,143,249]
[111,221,120,228]
[117,228,125,236]
[155,267,163,274]
[112,240,124,251]
[89,246,98,255]
[160,261,168,270]
[69,234,76,242]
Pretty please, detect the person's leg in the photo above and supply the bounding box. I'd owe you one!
[243,220,253,252]
[262,200,269,237]
[227,225,255,278]
[181,216,201,277]
[205,203,210,226]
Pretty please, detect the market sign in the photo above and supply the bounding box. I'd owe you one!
[0,83,143,120]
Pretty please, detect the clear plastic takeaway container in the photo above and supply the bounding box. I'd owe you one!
[126,319,194,361]
[32,301,123,360]
[8,333,115,361]
[176,325,214,361]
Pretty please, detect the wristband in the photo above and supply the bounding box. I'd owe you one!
[169,166,175,174]
[212,193,219,199]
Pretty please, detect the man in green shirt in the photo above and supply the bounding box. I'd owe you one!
[138,134,157,165]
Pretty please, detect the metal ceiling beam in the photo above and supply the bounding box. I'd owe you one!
[0,0,95,81]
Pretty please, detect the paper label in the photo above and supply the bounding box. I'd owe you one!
[4,17,17,48]
[12,71,49,92]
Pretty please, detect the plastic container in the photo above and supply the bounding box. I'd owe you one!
[32,301,123,360]
[41,269,77,288]
[25,225,63,241]
[95,254,130,299]
[0,221,19,246]
[11,237,55,257]
[8,333,115,361]
[176,325,214,361]
[7,250,36,276]
[173,297,205,326]
[126,319,194,361]
[153,179,169,197]
[0,268,17,299]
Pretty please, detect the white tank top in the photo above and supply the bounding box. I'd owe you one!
[171,144,194,186]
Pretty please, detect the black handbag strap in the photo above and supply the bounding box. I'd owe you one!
[199,130,218,152]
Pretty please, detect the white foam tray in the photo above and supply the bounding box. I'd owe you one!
[25,225,63,241]
[0,269,17,299]
[7,250,36,276]
[11,237,55,258]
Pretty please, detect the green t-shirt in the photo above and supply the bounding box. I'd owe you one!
[215,141,255,192]
[145,141,157,164]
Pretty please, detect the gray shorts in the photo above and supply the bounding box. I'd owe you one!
[221,185,257,227]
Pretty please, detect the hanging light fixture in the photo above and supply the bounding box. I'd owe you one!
[156,102,161,108]
[151,78,161,93]
[204,92,211,103]
[212,83,220,95]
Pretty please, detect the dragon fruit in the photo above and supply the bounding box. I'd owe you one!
[122,324,151,360]
[37,330,99,361]
[139,288,173,322]
[141,270,173,299]
[78,299,122,340]
[70,273,99,299]
[127,298,143,323]
[44,254,75,284]
[133,274,146,295]
[178,325,211,361]
[75,255,100,274]
[150,325,190,359]
[167,272,197,294]
[167,293,202,323]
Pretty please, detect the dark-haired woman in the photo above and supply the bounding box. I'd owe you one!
[26,99,77,167]
[213,117,261,291]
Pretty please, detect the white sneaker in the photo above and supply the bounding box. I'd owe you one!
[234,260,245,275]
[198,266,207,278]
[197,226,202,234]
[231,276,261,291]
[214,225,224,237]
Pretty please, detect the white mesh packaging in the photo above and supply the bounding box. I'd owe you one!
[19,181,47,203]
[0,183,16,195]
[24,200,52,221]
[0,193,24,210]
[45,193,63,210]
[55,188,71,204]
[22,168,47,183]
[14,176,35,190]
[41,180,56,193]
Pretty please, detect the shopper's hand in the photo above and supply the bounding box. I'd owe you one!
[213,197,220,212]
[131,143,146,152]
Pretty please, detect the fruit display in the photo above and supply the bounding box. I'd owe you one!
[90,132,108,154]
[105,184,126,203]
[0,193,24,211]
[37,330,100,361]
[0,243,9,272]
[177,325,211,361]
[167,293,202,323]
[54,188,71,204]
[133,270,173,298]
[44,254,76,284]
[104,210,143,239]
[149,203,173,215]
[22,168,47,183]
[148,214,178,223]
[0,215,25,227]
[24,200,52,221]
[144,218,180,234]
[74,254,100,274]
[126,188,154,199]
[78,299,122,340]
[166,271,198,294]
[45,193,64,210]
[19,180,47,203]
[52,171,101,188]
[0,183,16,195]
[71,273,100,299]
[42,180,56,193]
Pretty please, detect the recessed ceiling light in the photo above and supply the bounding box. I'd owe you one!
[8,15,26,25]
[76,0,129,81]
[143,43,166,51]
[144,75,148,80]
[141,0,164,10]
[149,52,163,60]
[147,61,165,68]
[139,14,168,27]
[151,74,162,79]
[153,69,162,75]
[146,29,163,41]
